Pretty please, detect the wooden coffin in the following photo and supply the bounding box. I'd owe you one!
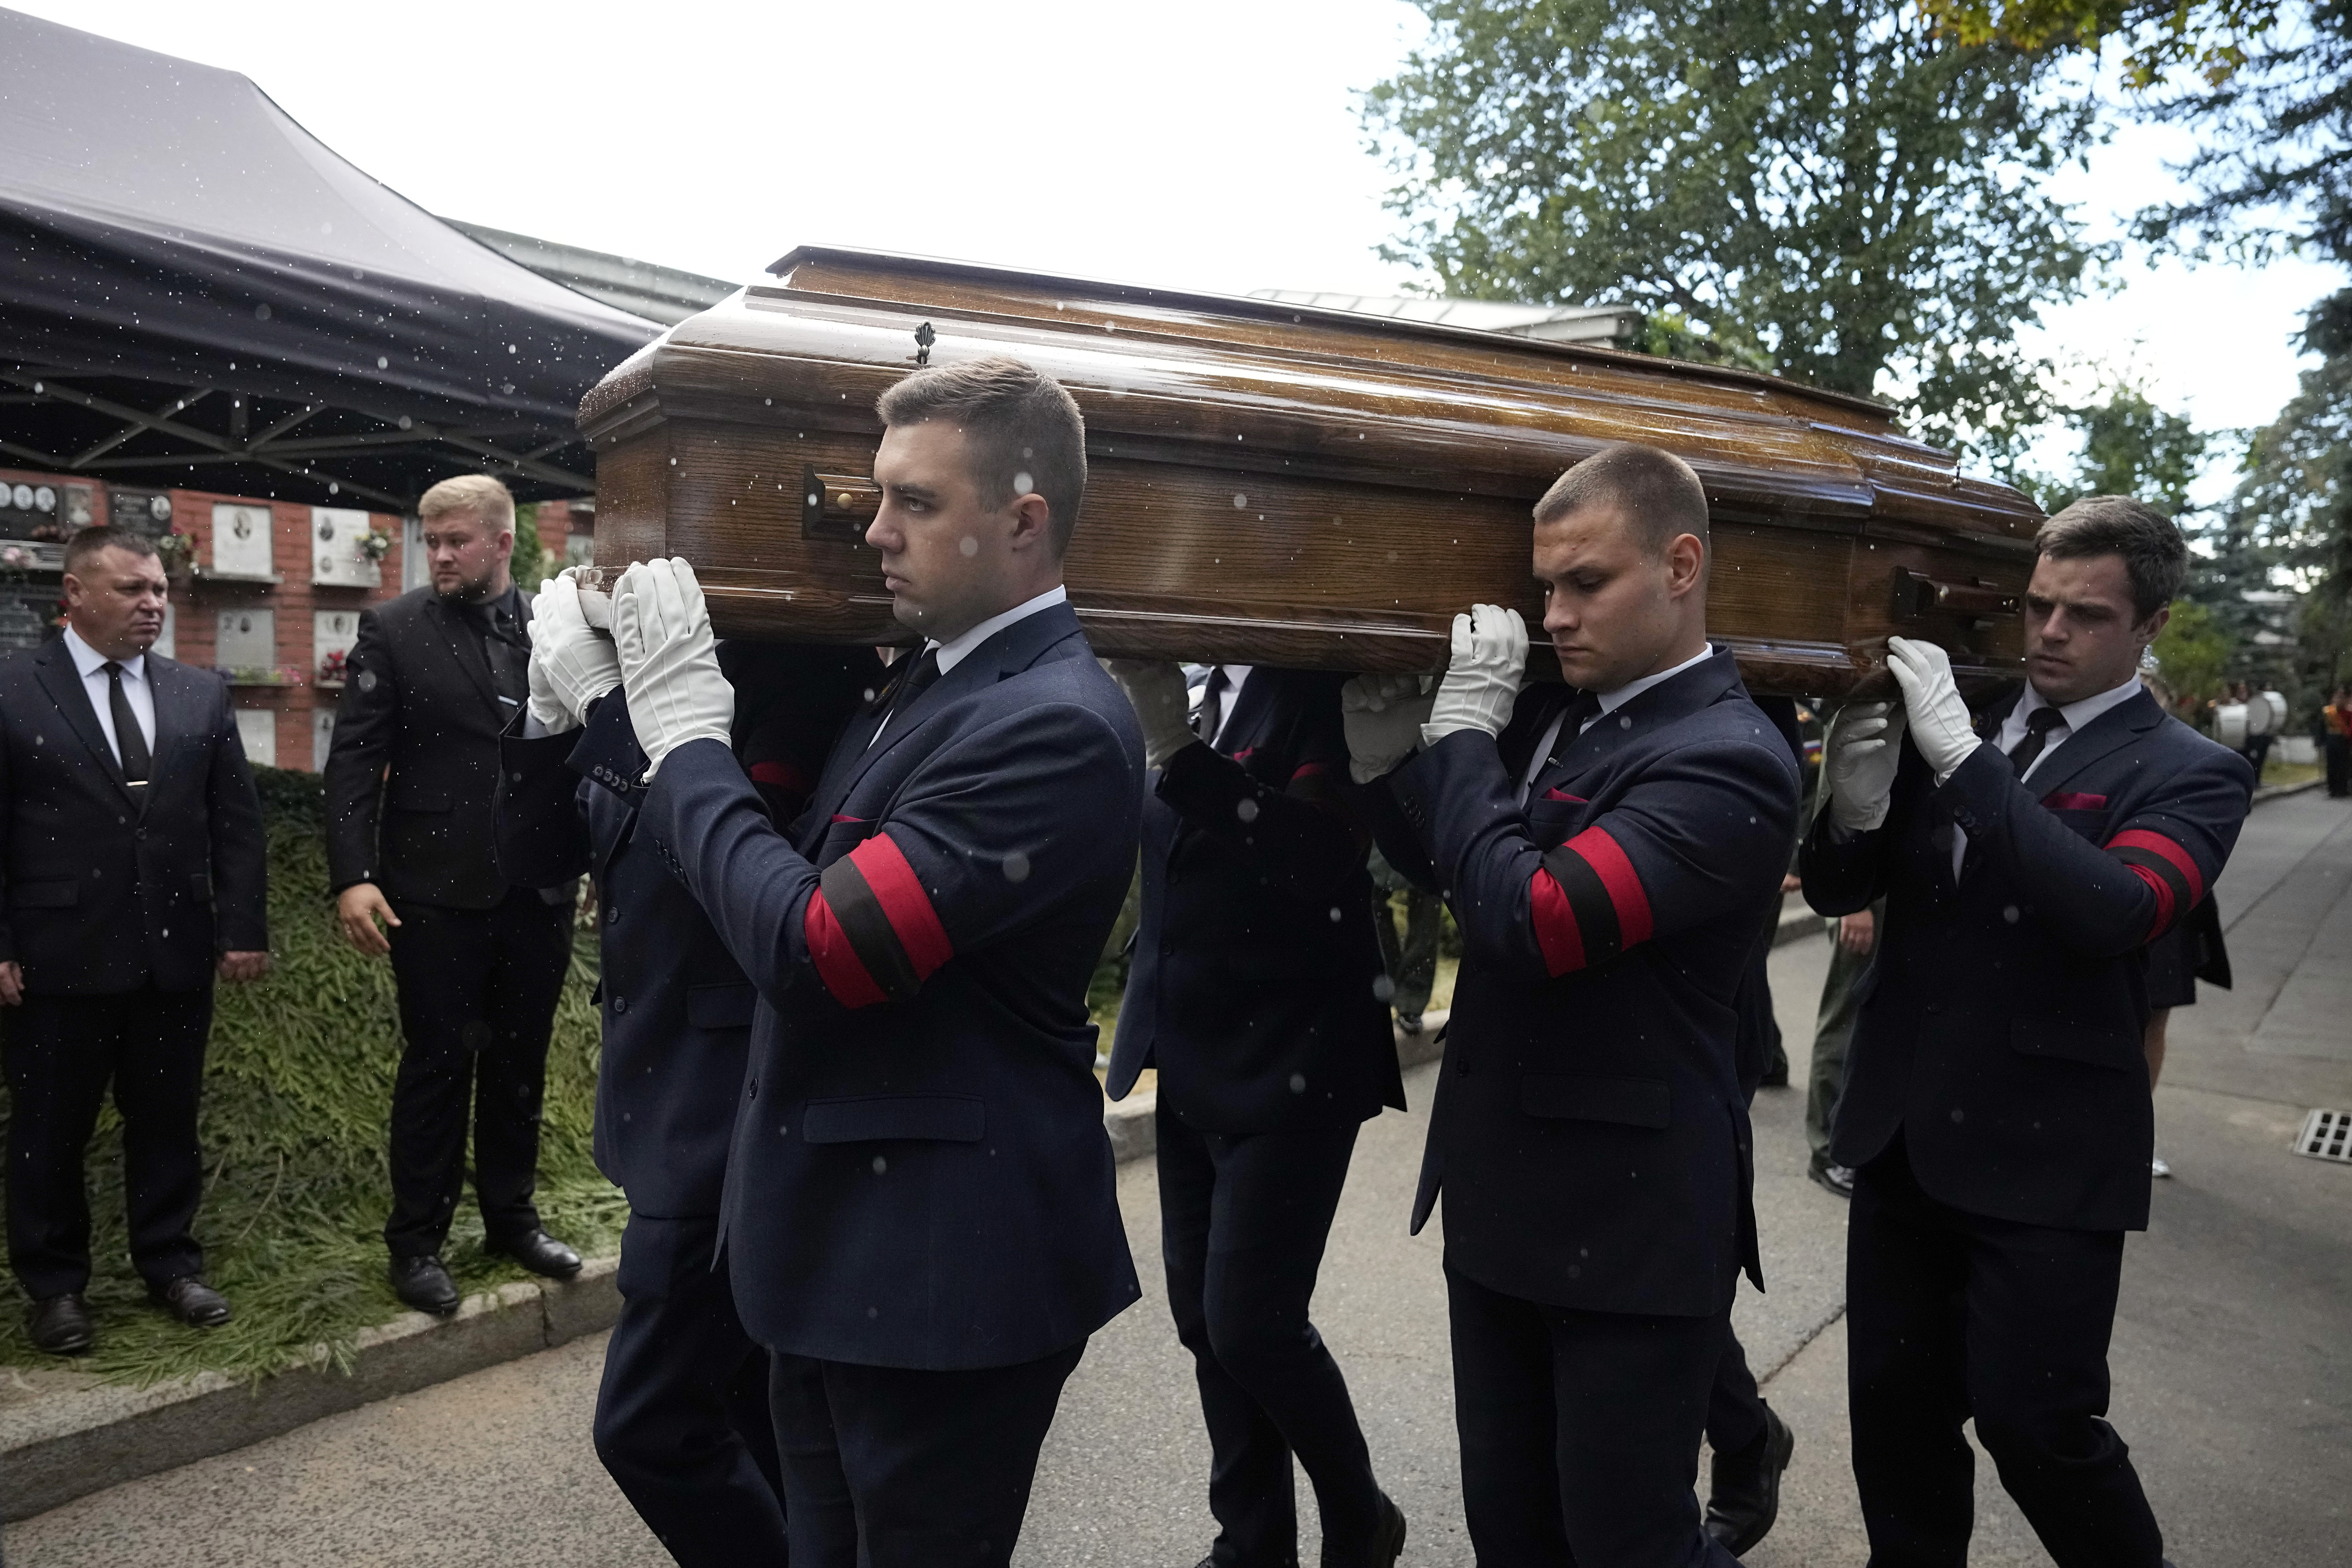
[579,247,2041,697]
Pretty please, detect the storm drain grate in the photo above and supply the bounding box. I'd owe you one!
[2293,1109,2352,1163]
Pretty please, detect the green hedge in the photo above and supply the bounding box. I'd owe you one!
[0,767,622,1385]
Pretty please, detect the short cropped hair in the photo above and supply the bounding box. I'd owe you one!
[63,524,159,577]
[876,356,1087,554]
[418,474,516,531]
[2035,496,2187,622]
[1533,442,1711,556]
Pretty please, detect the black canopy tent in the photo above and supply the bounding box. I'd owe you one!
[0,9,662,511]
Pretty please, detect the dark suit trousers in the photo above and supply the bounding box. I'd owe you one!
[1848,1138,2163,1568]
[766,1340,1082,1568]
[1447,1266,1740,1568]
[1705,1328,1767,1456]
[1158,1110,1382,1567]
[595,1211,788,1568]
[382,890,573,1257]
[4,987,213,1298]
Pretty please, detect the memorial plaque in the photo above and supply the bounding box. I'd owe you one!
[110,487,172,538]
[582,248,2042,697]
[210,502,274,580]
[314,608,360,684]
[0,476,63,541]
[311,507,381,588]
[0,584,58,653]
[234,709,277,768]
[215,608,276,672]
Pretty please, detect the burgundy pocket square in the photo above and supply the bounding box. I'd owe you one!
[1543,788,1589,804]
[2041,791,2107,811]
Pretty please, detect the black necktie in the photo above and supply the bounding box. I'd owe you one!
[474,597,529,707]
[2007,706,2066,778]
[1196,667,1230,744]
[879,647,942,730]
[101,661,150,787]
[1525,689,1601,797]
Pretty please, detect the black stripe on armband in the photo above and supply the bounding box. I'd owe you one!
[818,856,923,1000]
[2109,844,2194,928]
[1540,845,1623,965]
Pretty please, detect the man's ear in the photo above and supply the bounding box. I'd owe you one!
[1007,493,1055,554]
[2136,603,2172,646]
[1664,532,1706,597]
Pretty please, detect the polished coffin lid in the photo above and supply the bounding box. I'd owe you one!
[579,247,2040,695]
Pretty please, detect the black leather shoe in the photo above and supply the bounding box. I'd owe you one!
[1324,1492,1407,1568]
[1706,1403,1795,1555]
[1808,1158,1856,1199]
[489,1228,581,1281]
[149,1275,232,1328]
[389,1253,461,1315]
[26,1292,93,1355]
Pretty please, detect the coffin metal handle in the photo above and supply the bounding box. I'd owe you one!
[1893,569,2018,621]
[803,467,880,543]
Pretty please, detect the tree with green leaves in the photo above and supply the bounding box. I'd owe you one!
[1361,0,2110,464]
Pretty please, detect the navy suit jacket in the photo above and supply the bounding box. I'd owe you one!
[1109,668,1405,1133]
[1383,647,1800,1317]
[641,601,1145,1371]
[1801,684,2253,1231]
[0,639,266,995]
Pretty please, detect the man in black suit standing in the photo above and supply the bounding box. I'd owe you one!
[1,525,268,1354]
[324,474,580,1315]
[1804,497,2252,1568]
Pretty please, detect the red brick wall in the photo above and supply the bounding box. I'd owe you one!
[167,489,406,772]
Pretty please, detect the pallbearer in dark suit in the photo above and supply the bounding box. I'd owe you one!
[324,475,581,1315]
[1804,496,2251,1568]
[1104,659,1408,1568]
[1,526,269,1354]
[612,357,1144,1568]
[495,575,877,1567]
[1345,444,1800,1568]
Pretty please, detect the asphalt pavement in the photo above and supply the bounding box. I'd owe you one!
[7,793,2348,1567]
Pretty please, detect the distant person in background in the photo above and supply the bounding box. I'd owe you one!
[497,575,878,1567]
[1369,844,1442,1034]
[324,474,582,1316]
[2324,685,2352,796]
[0,525,268,1355]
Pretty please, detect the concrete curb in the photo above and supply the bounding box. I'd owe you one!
[0,1258,620,1522]
[2,1018,1454,1522]
[2254,776,2325,807]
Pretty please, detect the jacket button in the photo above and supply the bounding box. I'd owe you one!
[1160,941,1174,958]
[1924,1000,1942,1015]
[612,996,628,1014]
[747,1079,758,1100]
[605,905,619,924]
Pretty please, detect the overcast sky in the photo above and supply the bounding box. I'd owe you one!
[14,0,2342,483]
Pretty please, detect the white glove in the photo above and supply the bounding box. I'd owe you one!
[611,558,735,779]
[1423,604,1527,747]
[1824,700,1907,833]
[1886,636,1979,783]
[1106,660,1197,772]
[526,568,622,734]
[1341,673,1437,784]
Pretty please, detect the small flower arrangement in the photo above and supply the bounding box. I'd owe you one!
[0,544,34,581]
[358,528,393,565]
[154,527,196,577]
[319,648,349,684]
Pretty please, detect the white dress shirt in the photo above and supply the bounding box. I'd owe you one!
[1202,664,1254,745]
[871,585,1069,746]
[1948,673,2145,878]
[1516,643,1716,806]
[63,624,156,768]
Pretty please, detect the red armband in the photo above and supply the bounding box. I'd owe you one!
[801,832,955,1007]
[1529,826,1654,977]
[2105,828,2204,942]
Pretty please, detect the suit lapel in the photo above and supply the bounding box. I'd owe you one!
[2018,689,2163,802]
[33,641,136,808]
[1214,669,1277,761]
[810,604,1085,825]
[1534,647,1747,801]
